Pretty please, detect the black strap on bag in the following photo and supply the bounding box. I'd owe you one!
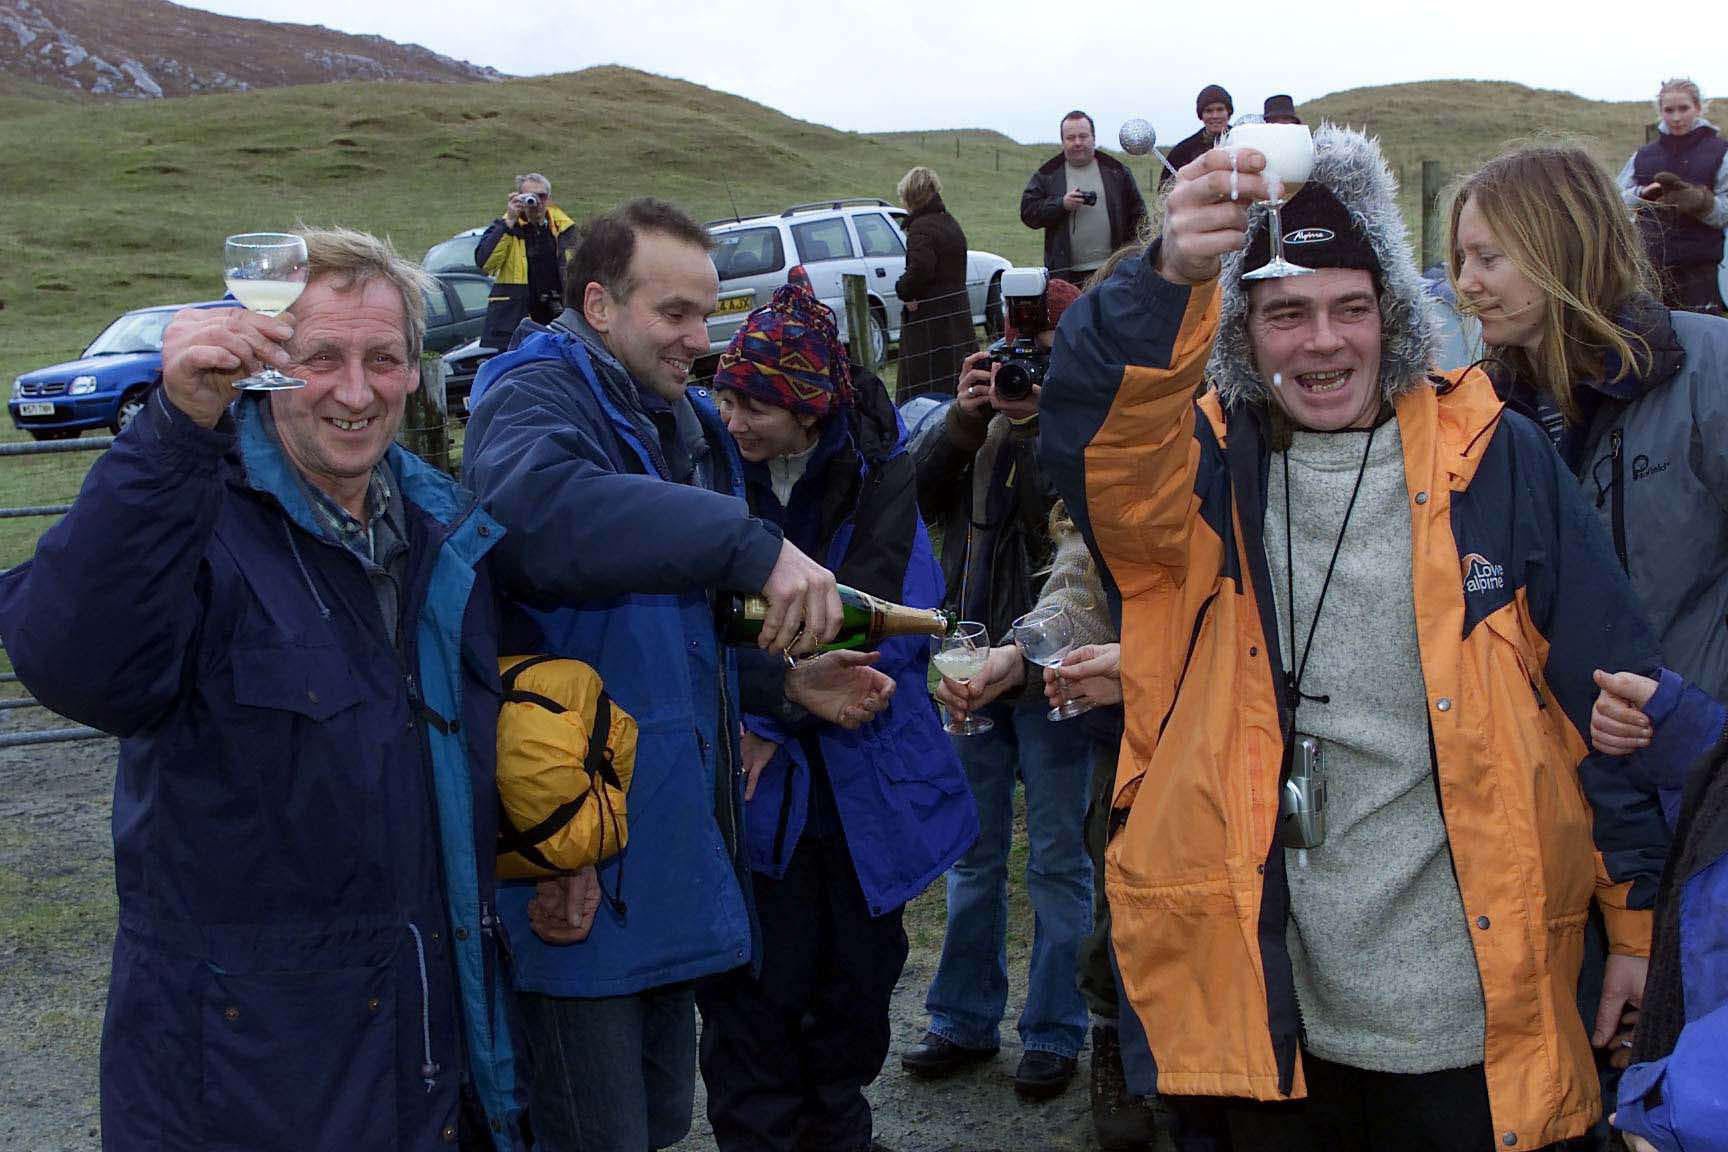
[497,657,629,915]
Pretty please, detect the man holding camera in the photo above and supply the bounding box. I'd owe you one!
[476,172,578,350]
[902,270,1096,1101]
[1037,126,1685,1150]
[1021,111,1148,287]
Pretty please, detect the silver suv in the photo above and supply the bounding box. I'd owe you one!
[706,199,1010,364]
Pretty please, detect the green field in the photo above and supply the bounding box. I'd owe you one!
[0,68,1656,568]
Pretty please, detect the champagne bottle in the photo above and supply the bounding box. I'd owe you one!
[719,585,956,651]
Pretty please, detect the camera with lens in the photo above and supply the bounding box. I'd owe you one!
[518,192,541,210]
[1077,189,1098,206]
[984,267,1053,402]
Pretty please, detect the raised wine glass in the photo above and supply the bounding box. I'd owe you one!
[223,232,308,390]
[931,621,994,736]
[1223,122,1316,281]
[1011,604,1095,722]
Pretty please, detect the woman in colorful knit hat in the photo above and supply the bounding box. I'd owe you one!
[694,278,978,1152]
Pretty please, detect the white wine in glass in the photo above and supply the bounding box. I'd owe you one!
[1223,123,1316,281]
[933,622,994,735]
[224,232,309,390]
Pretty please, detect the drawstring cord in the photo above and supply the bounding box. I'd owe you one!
[406,922,440,1094]
[282,521,333,621]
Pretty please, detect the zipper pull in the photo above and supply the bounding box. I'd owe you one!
[479,901,496,936]
[1610,429,1622,459]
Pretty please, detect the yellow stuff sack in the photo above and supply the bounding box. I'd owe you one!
[495,655,635,882]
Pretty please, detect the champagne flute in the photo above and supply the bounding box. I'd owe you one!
[223,233,309,390]
[1223,122,1316,281]
[1011,604,1095,722]
[931,621,994,736]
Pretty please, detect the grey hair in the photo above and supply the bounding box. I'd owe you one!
[1207,123,1437,409]
[515,172,552,195]
[298,226,436,364]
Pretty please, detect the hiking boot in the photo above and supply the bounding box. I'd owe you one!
[900,1031,998,1078]
[1013,1050,1078,1099]
[1091,1023,1161,1149]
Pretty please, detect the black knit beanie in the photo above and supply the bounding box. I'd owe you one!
[1242,181,1381,279]
[1196,84,1233,117]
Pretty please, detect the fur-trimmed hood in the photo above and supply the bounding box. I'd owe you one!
[1208,124,1436,409]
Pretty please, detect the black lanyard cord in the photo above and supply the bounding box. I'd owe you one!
[1282,421,1381,720]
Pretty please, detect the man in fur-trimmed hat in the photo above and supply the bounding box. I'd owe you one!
[1036,126,1713,1150]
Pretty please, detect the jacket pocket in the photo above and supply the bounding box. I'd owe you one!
[230,642,363,720]
[200,960,397,1151]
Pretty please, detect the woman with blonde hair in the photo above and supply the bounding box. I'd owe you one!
[893,165,977,403]
[1450,145,1728,701]
[1617,78,1728,314]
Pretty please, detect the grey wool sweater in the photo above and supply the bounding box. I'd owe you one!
[1263,420,1486,1074]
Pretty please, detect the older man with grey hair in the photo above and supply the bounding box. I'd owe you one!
[0,227,533,1151]
[477,170,579,349]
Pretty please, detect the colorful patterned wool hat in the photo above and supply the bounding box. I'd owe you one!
[713,274,853,418]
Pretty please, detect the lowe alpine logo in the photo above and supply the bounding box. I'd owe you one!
[1283,228,1335,244]
[1462,553,1505,595]
[1632,454,1671,480]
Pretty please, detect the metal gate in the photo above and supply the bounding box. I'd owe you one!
[0,435,115,747]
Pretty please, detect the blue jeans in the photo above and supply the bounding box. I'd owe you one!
[516,982,697,1152]
[924,698,1093,1057]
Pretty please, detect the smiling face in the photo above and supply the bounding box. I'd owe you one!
[584,230,718,402]
[1061,116,1095,167]
[1660,90,1700,136]
[716,388,819,462]
[1246,268,1383,431]
[270,275,418,517]
[1453,195,1548,352]
[1201,102,1232,135]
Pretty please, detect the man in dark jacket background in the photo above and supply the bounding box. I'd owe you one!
[1160,84,1234,189]
[0,228,527,1150]
[464,198,894,1152]
[476,172,579,349]
[1020,110,1147,286]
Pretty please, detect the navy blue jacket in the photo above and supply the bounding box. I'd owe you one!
[464,317,782,995]
[0,392,523,1151]
[735,374,977,914]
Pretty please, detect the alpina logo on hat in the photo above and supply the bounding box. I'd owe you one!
[1284,228,1334,244]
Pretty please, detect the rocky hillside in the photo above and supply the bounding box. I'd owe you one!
[0,0,499,98]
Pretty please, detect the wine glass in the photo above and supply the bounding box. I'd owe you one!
[931,621,994,736]
[223,233,309,390]
[1223,122,1316,281]
[1011,604,1095,722]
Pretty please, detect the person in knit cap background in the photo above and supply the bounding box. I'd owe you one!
[902,272,1098,1103]
[700,278,977,1152]
[1161,83,1234,189]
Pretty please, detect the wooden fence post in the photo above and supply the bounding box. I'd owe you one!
[841,273,881,379]
[1420,161,1446,272]
[402,355,451,474]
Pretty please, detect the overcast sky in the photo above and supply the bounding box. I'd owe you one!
[181,0,1721,147]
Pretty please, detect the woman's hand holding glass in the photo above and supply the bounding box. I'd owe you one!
[1043,642,1122,711]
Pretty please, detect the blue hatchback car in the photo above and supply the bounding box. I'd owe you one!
[9,300,239,440]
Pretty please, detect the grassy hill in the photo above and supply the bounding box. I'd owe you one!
[0,68,1659,565]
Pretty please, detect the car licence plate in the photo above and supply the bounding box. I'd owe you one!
[19,403,54,417]
[713,294,754,317]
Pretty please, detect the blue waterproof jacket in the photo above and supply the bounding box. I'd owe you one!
[735,373,977,915]
[1616,676,1728,1152]
[465,317,782,996]
[0,392,523,1151]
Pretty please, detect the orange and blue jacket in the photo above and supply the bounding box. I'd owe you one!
[1039,255,1675,1149]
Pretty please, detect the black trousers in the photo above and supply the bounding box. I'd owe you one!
[1169,1054,1574,1152]
[696,831,909,1152]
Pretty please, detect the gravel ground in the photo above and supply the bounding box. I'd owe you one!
[0,706,1166,1151]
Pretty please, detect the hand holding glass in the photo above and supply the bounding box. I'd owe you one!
[932,622,994,735]
[1011,605,1094,721]
[223,233,308,390]
[1223,123,1315,281]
